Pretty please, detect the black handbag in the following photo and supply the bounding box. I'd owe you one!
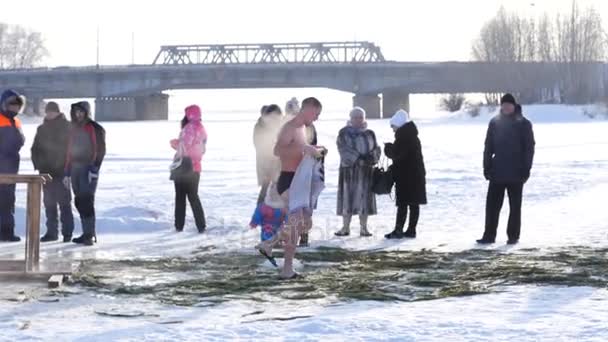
[170,156,194,180]
[169,140,195,180]
[372,160,394,195]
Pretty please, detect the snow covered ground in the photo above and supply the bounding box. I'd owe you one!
[1,105,607,341]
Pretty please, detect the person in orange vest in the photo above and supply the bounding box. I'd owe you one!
[0,90,26,242]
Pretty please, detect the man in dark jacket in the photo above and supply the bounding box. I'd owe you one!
[0,90,26,242]
[31,102,75,242]
[478,94,535,245]
[65,101,106,246]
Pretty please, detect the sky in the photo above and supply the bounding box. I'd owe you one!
[0,0,606,114]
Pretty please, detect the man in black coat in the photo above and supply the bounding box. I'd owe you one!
[384,109,427,239]
[478,94,535,245]
[31,102,75,242]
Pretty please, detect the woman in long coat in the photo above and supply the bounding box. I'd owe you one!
[384,109,427,239]
[334,107,381,237]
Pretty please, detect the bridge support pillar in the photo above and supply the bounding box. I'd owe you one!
[24,97,44,116]
[95,97,137,121]
[382,90,410,118]
[353,94,381,119]
[135,93,169,120]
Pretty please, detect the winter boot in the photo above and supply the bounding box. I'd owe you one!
[476,238,495,244]
[385,229,405,239]
[0,235,21,242]
[73,234,95,246]
[403,228,416,239]
[63,235,72,243]
[41,233,59,242]
[72,234,87,244]
[0,227,21,242]
[83,236,95,246]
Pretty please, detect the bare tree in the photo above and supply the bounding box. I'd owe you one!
[554,0,607,103]
[472,1,607,104]
[0,23,47,69]
[472,7,541,103]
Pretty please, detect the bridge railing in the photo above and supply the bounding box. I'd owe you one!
[152,41,386,65]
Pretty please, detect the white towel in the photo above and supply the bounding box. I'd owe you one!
[288,155,325,213]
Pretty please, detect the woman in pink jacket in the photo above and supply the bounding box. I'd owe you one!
[170,105,207,233]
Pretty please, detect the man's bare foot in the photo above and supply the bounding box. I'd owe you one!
[279,272,301,280]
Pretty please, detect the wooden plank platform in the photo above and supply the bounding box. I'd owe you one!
[0,174,51,184]
[0,173,69,280]
[0,260,74,277]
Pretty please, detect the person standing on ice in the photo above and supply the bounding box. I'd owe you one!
[31,102,75,242]
[0,90,26,243]
[256,97,326,279]
[477,94,535,245]
[284,97,323,247]
[334,107,381,237]
[170,105,208,233]
[64,101,106,246]
[253,104,283,205]
[384,109,427,239]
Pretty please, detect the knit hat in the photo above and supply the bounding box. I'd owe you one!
[185,105,202,121]
[500,93,517,105]
[45,101,60,113]
[389,109,410,128]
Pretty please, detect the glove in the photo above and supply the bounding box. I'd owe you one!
[484,170,490,181]
[88,165,99,183]
[364,153,376,165]
[523,171,530,183]
[384,143,394,159]
[62,177,71,190]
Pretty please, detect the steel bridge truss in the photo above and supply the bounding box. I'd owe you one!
[152,41,385,65]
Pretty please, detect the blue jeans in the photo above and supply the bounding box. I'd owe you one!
[71,165,98,237]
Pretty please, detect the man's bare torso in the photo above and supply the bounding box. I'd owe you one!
[276,120,307,172]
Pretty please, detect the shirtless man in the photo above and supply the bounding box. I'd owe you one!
[257,97,325,279]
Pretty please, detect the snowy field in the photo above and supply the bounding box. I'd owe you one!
[0,105,607,341]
